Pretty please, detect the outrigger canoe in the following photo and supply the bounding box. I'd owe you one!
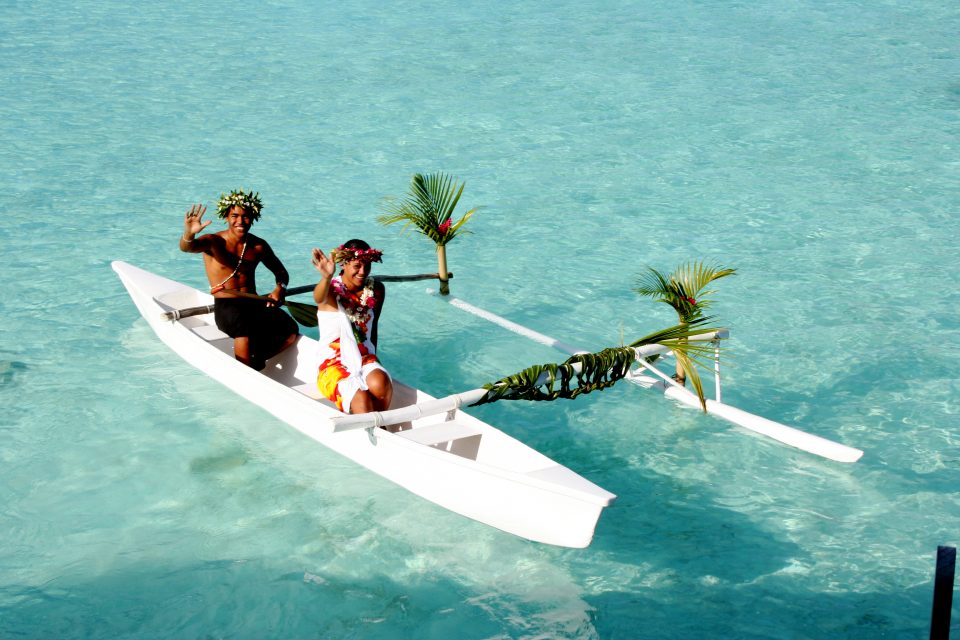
[112,261,615,548]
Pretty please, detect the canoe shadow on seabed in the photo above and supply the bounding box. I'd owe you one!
[577,441,934,637]
[584,556,931,638]
[99,324,604,635]
[0,557,600,639]
[0,356,29,387]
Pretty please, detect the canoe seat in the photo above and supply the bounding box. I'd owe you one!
[191,324,231,342]
[397,421,482,459]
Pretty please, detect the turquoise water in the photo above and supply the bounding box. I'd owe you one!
[2,0,958,637]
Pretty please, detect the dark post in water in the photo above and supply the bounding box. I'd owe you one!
[930,545,955,640]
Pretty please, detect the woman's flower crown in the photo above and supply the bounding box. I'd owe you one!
[332,245,383,264]
[216,189,263,220]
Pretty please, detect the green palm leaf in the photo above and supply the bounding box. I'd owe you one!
[634,261,736,324]
[378,172,478,247]
[470,319,719,411]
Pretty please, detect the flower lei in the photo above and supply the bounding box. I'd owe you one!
[216,189,263,220]
[331,276,377,342]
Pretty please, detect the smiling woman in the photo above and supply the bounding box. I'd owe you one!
[311,240,392,414]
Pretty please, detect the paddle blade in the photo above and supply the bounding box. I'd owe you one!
[284,300,318,327]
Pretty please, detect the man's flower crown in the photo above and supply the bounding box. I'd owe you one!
[216,189,263,220]
[332,245,384,264]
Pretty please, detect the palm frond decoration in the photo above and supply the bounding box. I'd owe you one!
[378,172,478,247]
[378,172,478,295]
[470,319,720,411]
[634,261,736,385]
[634,261,736,324]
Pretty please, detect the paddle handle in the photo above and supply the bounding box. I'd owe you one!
[159,290,309,323]
[161,304,215,321]
[159,295,268,322]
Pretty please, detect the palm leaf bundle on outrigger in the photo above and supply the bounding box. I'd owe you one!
[471,320,716,410]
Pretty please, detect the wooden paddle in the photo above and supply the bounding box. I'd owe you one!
[160,291,319,327]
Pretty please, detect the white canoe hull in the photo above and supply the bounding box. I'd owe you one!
[112,261,615,548]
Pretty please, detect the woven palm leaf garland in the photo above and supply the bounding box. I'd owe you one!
[470,319,719,409]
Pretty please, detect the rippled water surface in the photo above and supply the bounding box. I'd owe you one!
[1,1,958,638]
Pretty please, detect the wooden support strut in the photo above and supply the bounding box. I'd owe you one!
[284,272,453,297]
[329,347,673,432]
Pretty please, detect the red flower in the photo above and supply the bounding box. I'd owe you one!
[437,220,452,236]
[686,297,696,305]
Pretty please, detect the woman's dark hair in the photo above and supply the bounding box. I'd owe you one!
[341,239,370,251]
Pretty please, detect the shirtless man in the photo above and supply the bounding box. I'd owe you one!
[179,189,298,370]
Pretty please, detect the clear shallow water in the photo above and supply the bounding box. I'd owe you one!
[1,1,958,637]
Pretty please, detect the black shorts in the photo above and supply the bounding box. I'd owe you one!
[214,297,298,357]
